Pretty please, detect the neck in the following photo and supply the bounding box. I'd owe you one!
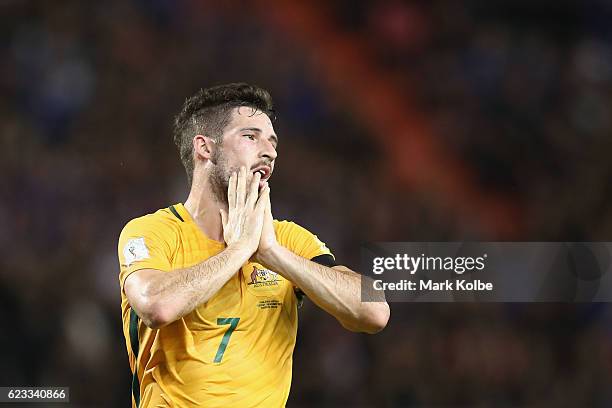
[183,176,227,243]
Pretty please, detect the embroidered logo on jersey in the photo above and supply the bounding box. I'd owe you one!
[248,266,280,288]
[123,237,149,266]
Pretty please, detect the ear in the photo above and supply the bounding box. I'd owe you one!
[193,134,216,161]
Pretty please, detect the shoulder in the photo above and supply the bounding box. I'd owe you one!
[272,219,333,257]
[119,206,181,240]
[273,219,312,236]
[117,207,179,278]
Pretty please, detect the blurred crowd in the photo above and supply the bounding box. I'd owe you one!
[2,0,612,406]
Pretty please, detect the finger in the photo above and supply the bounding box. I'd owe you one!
[220,208,227,229]
[264,187,273,220]
[228,171,237,210]
[246,171,261,209]
[255,183,270,213]
[236,166,247,208]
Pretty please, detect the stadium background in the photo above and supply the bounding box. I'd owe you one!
[2,0,612,406]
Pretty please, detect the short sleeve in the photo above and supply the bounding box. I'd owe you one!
[117,216,174,291]
[273,220,334,261]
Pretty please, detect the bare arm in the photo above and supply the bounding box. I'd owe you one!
[124,167,268,329]
[257,245,389,334]
[124,243,252,328]
[255,190,389,334]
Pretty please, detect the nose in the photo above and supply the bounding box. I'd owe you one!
[261,138,277,161]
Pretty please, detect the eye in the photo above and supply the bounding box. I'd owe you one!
[244,134,255,140]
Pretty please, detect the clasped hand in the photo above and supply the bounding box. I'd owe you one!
[219,166,278,260]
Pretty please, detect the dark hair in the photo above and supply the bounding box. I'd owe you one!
[172,82,275,185]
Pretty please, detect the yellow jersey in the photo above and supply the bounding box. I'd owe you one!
[117,203,334,407]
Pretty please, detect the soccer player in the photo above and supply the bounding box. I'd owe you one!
[118,83,390,407]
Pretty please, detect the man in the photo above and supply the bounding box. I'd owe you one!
[118,83,390,407]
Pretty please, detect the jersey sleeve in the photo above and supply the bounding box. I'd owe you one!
[273,220,335,262]
[117,216,175,292]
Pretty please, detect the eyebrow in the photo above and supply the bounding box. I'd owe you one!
[239,127,279,146]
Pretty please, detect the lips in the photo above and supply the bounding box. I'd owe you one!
[251,165,271,189]
[252,165,271,181]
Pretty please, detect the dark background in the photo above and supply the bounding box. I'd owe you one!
[2,0,612,406]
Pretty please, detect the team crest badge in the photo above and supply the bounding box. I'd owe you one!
[248,266,280,287]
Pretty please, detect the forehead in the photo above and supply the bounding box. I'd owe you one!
[226,106,274,133]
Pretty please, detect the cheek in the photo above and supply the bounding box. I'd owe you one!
[233,142,258,161]
[222,146,254,171]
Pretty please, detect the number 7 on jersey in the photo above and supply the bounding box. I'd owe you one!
[214,317,240,363]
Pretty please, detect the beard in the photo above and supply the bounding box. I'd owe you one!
[208,147,237,205]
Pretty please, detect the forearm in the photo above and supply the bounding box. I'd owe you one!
[143,244,251,325]
[258,245,389,333]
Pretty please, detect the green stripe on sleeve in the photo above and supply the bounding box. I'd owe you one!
[129,309,141,407]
